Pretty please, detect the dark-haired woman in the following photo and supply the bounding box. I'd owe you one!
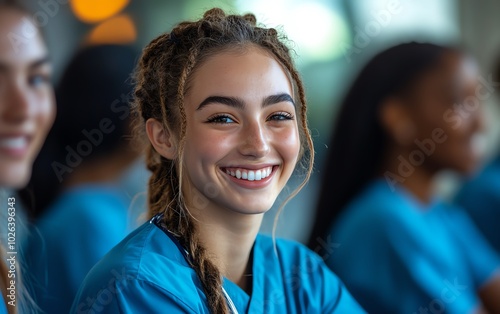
[23,45,140,314]
[71,8,364,314]
[308,42,500,313]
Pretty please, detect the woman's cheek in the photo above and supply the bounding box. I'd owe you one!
[275,126,300,164]
[190,129,236,159]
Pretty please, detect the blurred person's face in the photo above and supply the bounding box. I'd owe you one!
[0,8,55,188]
[403,52,484,174]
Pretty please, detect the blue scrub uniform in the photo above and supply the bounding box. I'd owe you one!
[24,184,133,314]
[71,216,365,313]
[326,179,500,314]
[0,295,7,314]
[455,155,500,252]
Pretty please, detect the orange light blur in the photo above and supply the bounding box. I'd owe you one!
[70,0,130,24]
[86,14,136,45]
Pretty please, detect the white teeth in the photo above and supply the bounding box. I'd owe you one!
[0,137,27,149]
[247,171,255,181]
[255,170,262,180]
[224,166,274,181]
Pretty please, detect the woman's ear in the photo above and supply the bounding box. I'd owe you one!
[379,98,416,147]
[145,118,177,159]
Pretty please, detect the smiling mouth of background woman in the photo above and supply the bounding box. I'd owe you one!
[0,135,31,158]
[222,166,277,181]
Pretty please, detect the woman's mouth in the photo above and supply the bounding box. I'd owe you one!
[0,136,30,157]
[224,166,273,181]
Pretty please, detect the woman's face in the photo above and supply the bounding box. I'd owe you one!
[181,46,300,215]
[404,52,484,174]
[0,8,55,188]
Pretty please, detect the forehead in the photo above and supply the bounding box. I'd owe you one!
[0,9,47,68]
[415,52,476,89]
[187,46,293,100]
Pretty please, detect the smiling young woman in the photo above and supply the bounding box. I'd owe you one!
[71,8,364,314]
[0,2,55,314]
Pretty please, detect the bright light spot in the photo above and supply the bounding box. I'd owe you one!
[71,0,130,24]
[86,14,136,45]
[236,0,350,62]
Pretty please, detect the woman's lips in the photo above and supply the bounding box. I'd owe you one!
[0,136,30,158]
[221,165,278,189]
[224,166,273,181]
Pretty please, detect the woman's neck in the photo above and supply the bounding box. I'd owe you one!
[382,146,436,204]
[188,198,263,294]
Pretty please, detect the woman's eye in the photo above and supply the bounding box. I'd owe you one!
[207,115,235,124]
[28,74,50,87]
[268,112,294,121]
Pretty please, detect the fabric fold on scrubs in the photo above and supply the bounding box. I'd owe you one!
[71,219,365,313]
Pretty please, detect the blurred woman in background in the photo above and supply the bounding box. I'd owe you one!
[0,2,55,313]
[455,57,500,254]
[23,45,140,313]
[308,42,500,313]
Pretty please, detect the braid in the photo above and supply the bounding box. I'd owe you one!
[132,7,313,314]
[166,37,229,313]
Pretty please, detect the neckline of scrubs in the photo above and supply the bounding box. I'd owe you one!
[222,236,264,313]
[151,214,264,313]
[372,178,441,212]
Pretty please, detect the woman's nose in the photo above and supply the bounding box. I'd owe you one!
[2,83,33,124]
[238,121,270,158]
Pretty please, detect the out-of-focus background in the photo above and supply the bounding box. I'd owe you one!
[20,0,500,243]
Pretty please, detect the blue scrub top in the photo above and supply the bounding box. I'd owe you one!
[0,294,7,314]
[24,184,132,314]
[326,179,500,314]
[71,218,365,313]
[455,156,500,252]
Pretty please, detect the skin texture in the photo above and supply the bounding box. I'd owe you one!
[0,8,55,188]
[146,46,300,291]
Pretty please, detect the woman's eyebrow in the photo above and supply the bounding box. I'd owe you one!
[196,96,245,111]
[29,55,51,70]
[0,56,50,74]
[263,93,295,107]
[197,93,294,111]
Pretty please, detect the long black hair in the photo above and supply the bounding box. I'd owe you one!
[20,45,138,219]
[307,42,457,249]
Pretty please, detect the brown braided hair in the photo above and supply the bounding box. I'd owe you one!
[132,8,314,313]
